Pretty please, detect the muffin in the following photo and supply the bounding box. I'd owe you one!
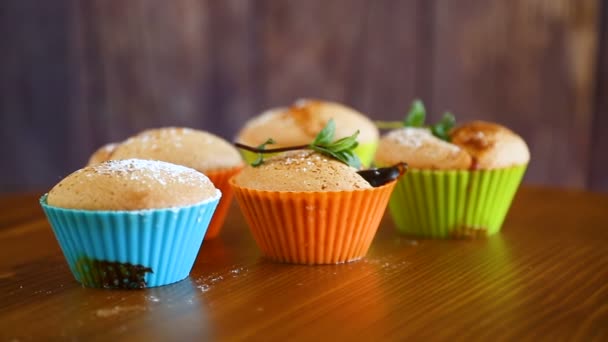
[40,159,221,288]
[87,142,119,165]
[231,150,398,264]
[107,127,243,239]
[375,121,529,238]
[236,99,379,167]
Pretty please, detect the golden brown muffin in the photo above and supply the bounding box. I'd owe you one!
[230,150,396,264]
[87,142,119,165]
[109,127,242,172]
[375,118,529,239]
[47,159,219,211]
[106,127,243,240]
[236,99,378,147]
[450,121,530,169]
[375,122,529,170]
[375,127,471,170]
[234,150,372,192]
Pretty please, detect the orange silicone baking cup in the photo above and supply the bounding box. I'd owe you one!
[230,179,397,264]
[204,166,243,239]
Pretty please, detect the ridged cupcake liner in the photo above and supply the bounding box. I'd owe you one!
[231,179,396,264]
[40,194,220,288]
[239,141,378,168]
[204,166,243,239]
[389,165,527,238]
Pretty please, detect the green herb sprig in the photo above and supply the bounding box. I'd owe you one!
[375,99,456,142]
[430,111,455,141]
[235,119,361,168]
[251,138,276,167]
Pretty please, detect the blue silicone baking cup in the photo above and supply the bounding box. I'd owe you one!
[40,192,220,289]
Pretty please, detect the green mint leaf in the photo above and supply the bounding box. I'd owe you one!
[440,112,456,129]
[310,145,350,165]
[336,150,361,169]
[430,125,447,141]
[312,119,336,146]
[403,100,426,127]
[251,138,275,167]
[326,130,360,152]
[251,158,264,167]
[430,112,455,141]
[310,143,361,169]
[308,121,361,168]
[309,145,339,160]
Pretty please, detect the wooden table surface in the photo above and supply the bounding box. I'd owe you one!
[1,187,607,341]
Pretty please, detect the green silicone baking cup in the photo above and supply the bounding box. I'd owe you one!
[388,165,527,238]
[239,141,378,168]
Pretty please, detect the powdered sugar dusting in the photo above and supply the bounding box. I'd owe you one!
[280,151,325,168]
[90,159,212,187]
[236,149,370,191]
[386,127,431,148]
[387,127,460,152]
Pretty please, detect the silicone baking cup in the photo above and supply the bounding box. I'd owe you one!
[204,166,243,239]
[40,193,220,288]
[231,179,396,264]
[388,165,527,238]
[239,141,378,168]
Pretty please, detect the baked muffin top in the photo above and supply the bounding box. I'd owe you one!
[375,128,471,170]
[47,159,220,211]
[234,150,372,192]
[87,142,118,166]
[236,99,379,146]
[109,127,242,172]
[375,122,529,170]
[450,121,530,169]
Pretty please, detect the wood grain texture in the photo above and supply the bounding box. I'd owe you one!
[1,187,607,340]
[74,0,216,141]
[73,0,259,151]
[430,0,600,188]
[257,0,368,106]
[257,0,420,121]
[0,0,606,192]
[590,1,608,192]
[0,0,75,191]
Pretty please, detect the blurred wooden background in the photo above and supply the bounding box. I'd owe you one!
[1,0,606,192]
